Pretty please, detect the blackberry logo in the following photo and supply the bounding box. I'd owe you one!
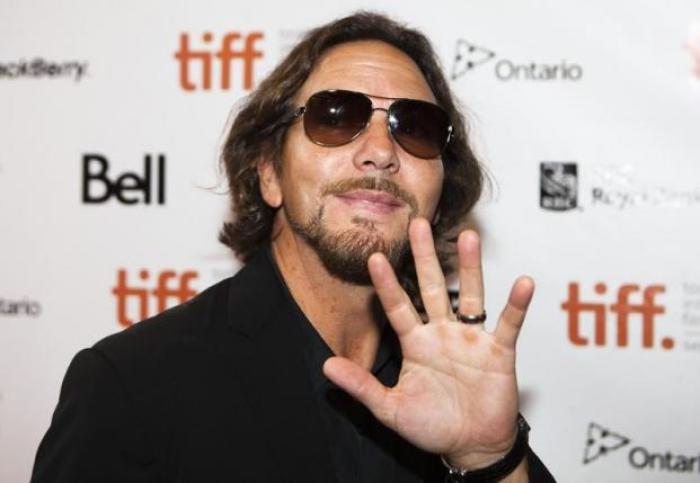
[583,422,630,464]
[0,58,88,81]
[540,162,578,211]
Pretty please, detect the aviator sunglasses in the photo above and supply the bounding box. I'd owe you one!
[292,89,453,159]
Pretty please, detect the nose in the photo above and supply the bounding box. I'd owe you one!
[351,109,400,173]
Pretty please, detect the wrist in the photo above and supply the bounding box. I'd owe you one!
[440,415,530,482]
[445,434,517,471]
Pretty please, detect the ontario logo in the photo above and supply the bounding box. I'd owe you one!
[451,39,583,82]
[451,40,497,79]
[583,422,630,464]
[583,422,700,474]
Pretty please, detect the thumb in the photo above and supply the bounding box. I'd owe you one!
[322,356,394,425]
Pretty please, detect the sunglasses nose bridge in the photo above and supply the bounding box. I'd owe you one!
[367,106,394,138]
[367,106,389,124]
[351,107,400,172]
[364,107,396,143]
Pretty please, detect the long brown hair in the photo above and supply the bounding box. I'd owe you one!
[219,11,484,295]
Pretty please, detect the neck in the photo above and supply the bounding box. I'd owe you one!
[270,221,384,370]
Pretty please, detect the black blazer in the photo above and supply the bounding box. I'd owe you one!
[32,250,555,482]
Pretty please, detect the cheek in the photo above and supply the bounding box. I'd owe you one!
[279,150,337,214]
[282,141,349,199]
[280,173,316,213]
[411,164,444,216]
[280,135,317,203]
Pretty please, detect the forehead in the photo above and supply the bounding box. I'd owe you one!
[296,40,437,104]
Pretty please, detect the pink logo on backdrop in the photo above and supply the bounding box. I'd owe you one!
[687,22,700,80]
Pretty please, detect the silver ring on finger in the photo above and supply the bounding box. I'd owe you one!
[455,310,487,324]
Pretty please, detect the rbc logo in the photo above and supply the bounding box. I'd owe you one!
[175,31,264,91]
[112,269,198,327]
[562,282,672,350]
[540,162,578,211]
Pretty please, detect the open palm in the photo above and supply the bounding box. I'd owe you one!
[323,218,534,467]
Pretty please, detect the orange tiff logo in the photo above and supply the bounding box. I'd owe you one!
[175,31,264,91]
[561,282,672,350]
[112,269,198,327]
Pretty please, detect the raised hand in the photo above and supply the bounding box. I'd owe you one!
[323,217,534,471]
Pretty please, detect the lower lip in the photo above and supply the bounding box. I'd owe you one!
[335,195,403,215]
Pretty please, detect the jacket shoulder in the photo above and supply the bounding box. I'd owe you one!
[90,275,234,397]
[96,276,230,356]
[91,248,283,389]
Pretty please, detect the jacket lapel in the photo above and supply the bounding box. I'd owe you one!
[224,249,338,483]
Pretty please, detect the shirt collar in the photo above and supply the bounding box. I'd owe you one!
[264,245,402,392]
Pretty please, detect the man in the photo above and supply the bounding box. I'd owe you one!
[33,12,555,482]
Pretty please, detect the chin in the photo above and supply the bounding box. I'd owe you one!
[317,228,410,285]
[295,217,409,285]
[286,202,412,284]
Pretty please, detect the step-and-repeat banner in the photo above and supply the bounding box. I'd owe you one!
[2,1,700,481]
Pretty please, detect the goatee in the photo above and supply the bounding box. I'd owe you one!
[287,177,417,285]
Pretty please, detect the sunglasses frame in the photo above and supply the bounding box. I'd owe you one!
[291,89,453,159]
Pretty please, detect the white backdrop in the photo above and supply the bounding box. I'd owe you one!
[2,1,700,481]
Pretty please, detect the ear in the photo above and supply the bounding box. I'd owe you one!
[257,158,283,208]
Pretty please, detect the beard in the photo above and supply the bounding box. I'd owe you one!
[286,177,417,285]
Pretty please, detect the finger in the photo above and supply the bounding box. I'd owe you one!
[493,276,535,348]
[323,356,395,426]
[457,230,485,322]
[409,218,452,320]
[368,252,422,337]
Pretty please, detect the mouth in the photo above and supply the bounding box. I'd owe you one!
[335,189,405,215]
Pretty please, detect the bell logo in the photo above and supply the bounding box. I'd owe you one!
[562,282,673,350]
[82,153,166,205]
[175,31,264,91]
[112,269,198,327]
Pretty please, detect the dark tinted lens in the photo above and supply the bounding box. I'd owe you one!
[303,90,372,146]
[389,99,451,158]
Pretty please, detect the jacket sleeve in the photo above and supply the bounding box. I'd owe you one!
[526,447,557,482]
[31,348,159,483]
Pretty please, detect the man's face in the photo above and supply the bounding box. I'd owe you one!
[262,40,445,283]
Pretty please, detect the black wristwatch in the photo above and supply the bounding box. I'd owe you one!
[442,415,530,483]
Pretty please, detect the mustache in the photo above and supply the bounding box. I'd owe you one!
[321,177,419,214]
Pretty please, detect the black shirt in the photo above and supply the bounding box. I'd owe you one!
[270,247,556,483]
[272,249,445,482]
[296,308,438,482]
